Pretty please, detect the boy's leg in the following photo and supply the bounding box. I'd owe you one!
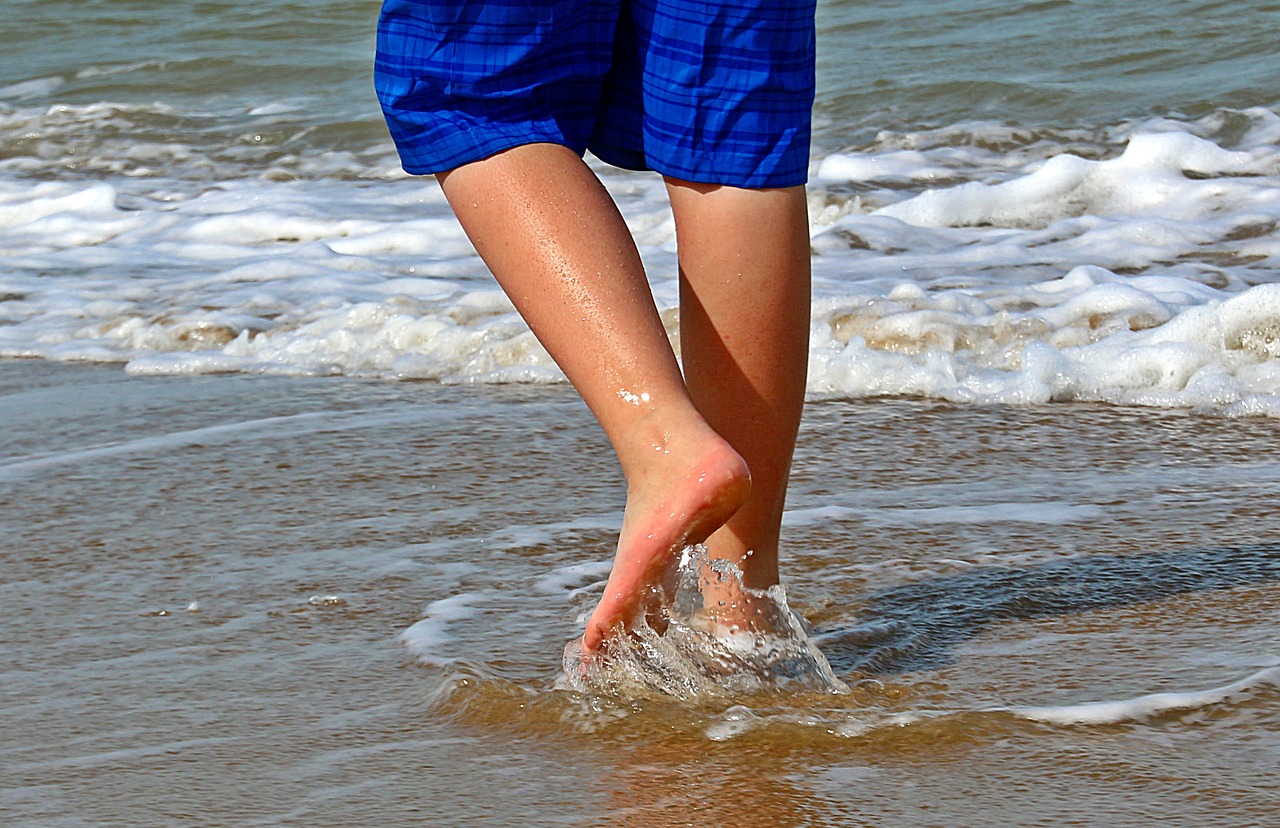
[665,180,811,625]
[438,143,751,653]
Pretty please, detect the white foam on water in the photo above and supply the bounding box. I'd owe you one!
[869,131,1267,229]
[400,593,489,667]
[532,560,614,596]
[705,708,940,741]
[3,104,1280,414]
[1005,666,1280,726]
[486,515,619,548]
[816,150,952,183]
[696,666,1280,741]
[783,500,1106,528]
[807,268,1280,411]
[74,61,173,81]
[0,76,65,100]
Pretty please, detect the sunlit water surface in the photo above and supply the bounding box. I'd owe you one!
[2,362,1277,826]
[3,0,1280,823]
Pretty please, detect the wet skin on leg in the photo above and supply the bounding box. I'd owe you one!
[436,144,750,654]
[665,180,811,631]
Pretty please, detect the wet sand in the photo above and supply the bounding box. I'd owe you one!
[2,360,1278,826]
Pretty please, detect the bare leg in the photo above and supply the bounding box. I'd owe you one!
[437,144,750,654]
[665,180,811,629]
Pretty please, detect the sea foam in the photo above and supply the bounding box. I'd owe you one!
[1006,665,1280,726]
[4,105,1280,415]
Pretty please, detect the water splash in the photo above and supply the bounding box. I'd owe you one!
[559,546,848,701]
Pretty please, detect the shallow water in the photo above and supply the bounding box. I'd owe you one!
[4,0,1280,822]
[3,361,1278,826]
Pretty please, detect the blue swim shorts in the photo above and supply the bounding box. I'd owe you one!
[375,0,817,188]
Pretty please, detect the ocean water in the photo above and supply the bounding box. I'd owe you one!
[2,0,1279,825]
[2,0,1279,413]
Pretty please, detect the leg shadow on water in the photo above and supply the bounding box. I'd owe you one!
[558,543,1279,700]
[818,542,1280,676]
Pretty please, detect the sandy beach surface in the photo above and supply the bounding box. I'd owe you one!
[3,359,1277,826]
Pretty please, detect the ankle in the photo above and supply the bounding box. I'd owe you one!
[615,406,744,488]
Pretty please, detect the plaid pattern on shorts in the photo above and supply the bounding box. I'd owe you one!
[375,0,816,188]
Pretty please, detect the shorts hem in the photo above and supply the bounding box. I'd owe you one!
[589,145,809,189]
[395,134,584,177]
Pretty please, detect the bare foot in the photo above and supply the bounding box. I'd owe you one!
[692,551,782,635]
[581,418,751,654]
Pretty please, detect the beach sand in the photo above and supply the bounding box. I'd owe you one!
[3,359,1277,826]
